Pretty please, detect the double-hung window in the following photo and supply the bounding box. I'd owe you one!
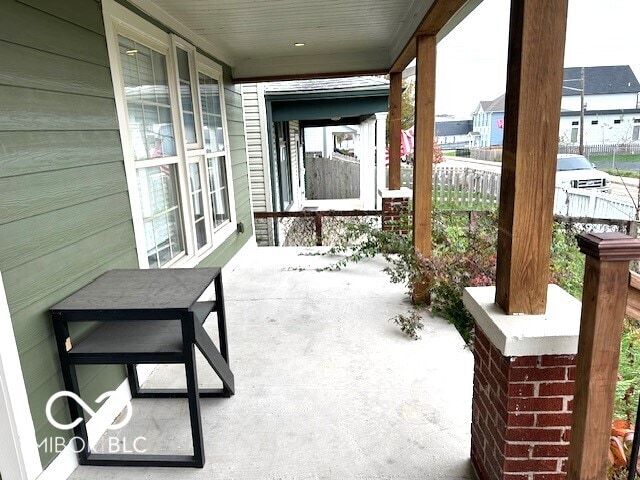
[103,0,235,268]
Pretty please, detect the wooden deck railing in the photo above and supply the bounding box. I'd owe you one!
[627,271,640,322]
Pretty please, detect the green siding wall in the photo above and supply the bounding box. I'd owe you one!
[0,0,138,467]
[0,0,252,469]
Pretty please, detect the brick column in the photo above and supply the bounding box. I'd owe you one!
[379,188,412,232]
[464,284,582,480]
[472,326,575,480]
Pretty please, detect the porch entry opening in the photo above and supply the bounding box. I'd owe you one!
[303,126,360,201]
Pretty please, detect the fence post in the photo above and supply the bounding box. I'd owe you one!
[315,213,323,246]
[588,190,597,217]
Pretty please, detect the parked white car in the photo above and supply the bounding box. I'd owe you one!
[556,154,611,193]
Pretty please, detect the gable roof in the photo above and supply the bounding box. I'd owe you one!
[562,65,640,96]
[474,66,640,115]
[475,94,505,114]
[436,120,473,136]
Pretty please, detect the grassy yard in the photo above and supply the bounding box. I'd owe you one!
[590,154,640,173]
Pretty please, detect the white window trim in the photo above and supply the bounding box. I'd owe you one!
[102,0,237,269]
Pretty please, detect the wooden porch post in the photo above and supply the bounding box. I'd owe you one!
[567,233,640,480]
[495,0,569,314]
[389,72,402,191]
[412,35,436,258]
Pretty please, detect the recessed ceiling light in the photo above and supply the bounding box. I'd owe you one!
[294,42,306,47]
[126,49,138,56]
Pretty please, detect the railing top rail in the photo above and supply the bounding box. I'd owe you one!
[553,214,634,227]
[254,210,382,218]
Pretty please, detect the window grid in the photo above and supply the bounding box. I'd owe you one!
[198,70,231,229]
[206,156,230,229]
[176,47,198,145]
[188,161,208,249]
[138,164,184,268]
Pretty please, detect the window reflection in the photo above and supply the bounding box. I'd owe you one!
[199,72,225,153]
[119,36,177,161]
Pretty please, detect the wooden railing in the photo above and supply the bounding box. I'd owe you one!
[627,271,640,321]
[254,210,381,247]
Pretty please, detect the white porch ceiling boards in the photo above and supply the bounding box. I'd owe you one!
[130,0,437,79]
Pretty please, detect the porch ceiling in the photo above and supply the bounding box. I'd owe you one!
[129,0,481,80]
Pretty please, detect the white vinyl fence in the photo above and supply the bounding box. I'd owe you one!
[427,166,637,220]
[553,187,636,220]
[432,166,501,208]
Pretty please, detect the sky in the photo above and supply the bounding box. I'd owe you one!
[434,0,640,117]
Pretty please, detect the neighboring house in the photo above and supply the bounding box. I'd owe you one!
[470,95,505,147]
[435,119,473,148]
[242,77,389,245]
[471,66,640,148]
[559,65,640,145]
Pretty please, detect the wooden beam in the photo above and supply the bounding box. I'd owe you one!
[412,36,436,258]
[233,69,388,84]
[494,0,568,314]
[388,72,402,190]
[568,233,640,480]
[390,0,468,74]
[391,39,416,76]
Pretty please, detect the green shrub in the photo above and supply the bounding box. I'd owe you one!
[326,209,589,344]
[326,208,640,426]
[616,320,640,421]
[390,311,425,340]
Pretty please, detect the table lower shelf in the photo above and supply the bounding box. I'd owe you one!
[67,301,215,364]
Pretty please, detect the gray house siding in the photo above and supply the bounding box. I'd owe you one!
[241,84,273,245]
[0,0,252,469]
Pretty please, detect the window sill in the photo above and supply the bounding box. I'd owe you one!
[169,220,237,269]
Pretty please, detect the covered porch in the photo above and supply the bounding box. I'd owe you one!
[0,0,635,478]
[69,247,474,479]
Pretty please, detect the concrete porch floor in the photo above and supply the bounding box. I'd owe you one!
[70,247,474,480]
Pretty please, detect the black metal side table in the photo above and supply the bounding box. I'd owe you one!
[51,268,234,468]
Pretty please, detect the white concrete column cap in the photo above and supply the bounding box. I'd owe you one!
[378,187,413,199]
[463,284,581,357]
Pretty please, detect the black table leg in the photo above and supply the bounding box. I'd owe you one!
[52,313,90,463]
[214,273,229,365]
[182,313,205,468]
[127,364,140,398]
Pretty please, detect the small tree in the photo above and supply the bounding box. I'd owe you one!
[433,137,444,164]
[401,81,415,130]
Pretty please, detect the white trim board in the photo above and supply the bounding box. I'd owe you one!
[0,272,43,480]
[37,380,133,480]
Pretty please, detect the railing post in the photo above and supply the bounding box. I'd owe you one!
[567,232,640,480]
[315,213,323,246]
